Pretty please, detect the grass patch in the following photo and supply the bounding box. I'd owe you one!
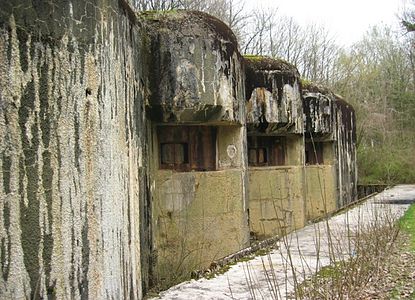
[399,203,415,251]
[204,247,273,280]
[204,263,235,279]
[315,263,343,279]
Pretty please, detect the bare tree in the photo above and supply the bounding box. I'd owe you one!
[133,0,182,11]
[300,25,340,84]
[242,7,278,55]
[241,9,339,85]
[132,0,248,41]
[401,0,415,32]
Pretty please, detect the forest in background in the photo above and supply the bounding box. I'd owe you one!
[133,0,415,185]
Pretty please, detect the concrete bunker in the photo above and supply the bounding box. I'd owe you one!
[141,11,249,288]
[302,82,357,220]
[244,56,306,240]
[0,3,358,297]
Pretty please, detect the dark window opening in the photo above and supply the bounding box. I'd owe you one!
[248,147,268,165]
[305,141,323,165]
[158,126,216,171]
[160,143,189,165]
[248,136,286,166]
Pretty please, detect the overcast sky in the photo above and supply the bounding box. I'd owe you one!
[245,0,404,46]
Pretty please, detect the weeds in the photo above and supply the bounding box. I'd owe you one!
[399,203,415,251]
[236,136,411,299]
[239,193,407,299]
[204,247,273,280]
[297,209,400,299]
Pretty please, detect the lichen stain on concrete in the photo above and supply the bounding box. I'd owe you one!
[160,176,196,213]
[303,82,357,207]
[303,92,334,134]
[142,11,244,125]
[245,61,304,134]
[0,3,145,299]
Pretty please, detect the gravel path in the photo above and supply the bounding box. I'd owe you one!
[153,185,415,300]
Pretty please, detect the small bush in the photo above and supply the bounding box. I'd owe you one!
[358,145,415,185]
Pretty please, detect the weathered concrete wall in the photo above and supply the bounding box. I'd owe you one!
[244,56,306,240]
[334,98,358,206]
[248,167,305,240]
[248,134,305,239]
[142,11,249,289]
[286,135,305,165]
[217,126,247,169]
[302,83,357,215]
[141,11,245,124]
[303,92,335,136]
[148,118,250,291]
[152,169,249,287]
[149,122,249,288]
[244,56,303,134]
[0,1,145,298]
[305,165,337,221]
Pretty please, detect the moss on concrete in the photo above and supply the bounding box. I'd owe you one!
[141,9,244,124]
[301,80,333,95]
[139,10,238,48]
[244,54,299,74]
